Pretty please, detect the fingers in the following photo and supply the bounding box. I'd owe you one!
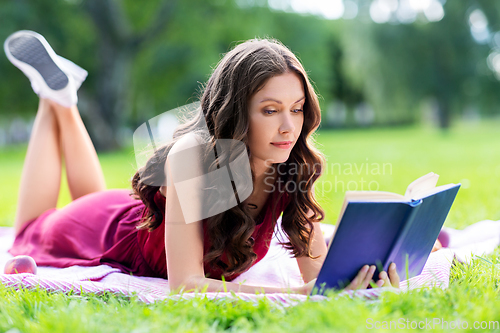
[347,265,376,290]
[351,265,369,288]
[362,265,376,288]
[388,263,400,288]
[376,263,400,288]
[346,265,368,290]
[347,264,400,290]
[376,270,390,287]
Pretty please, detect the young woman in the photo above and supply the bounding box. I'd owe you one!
[5,30,399,294]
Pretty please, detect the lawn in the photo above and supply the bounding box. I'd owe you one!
[1,121,500,332]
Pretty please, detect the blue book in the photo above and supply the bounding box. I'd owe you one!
[313,173,460,294]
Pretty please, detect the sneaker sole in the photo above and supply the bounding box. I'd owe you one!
[7,35,68,91]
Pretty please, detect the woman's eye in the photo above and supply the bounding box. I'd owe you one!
[263,109,276,115]
[292,109,303,113]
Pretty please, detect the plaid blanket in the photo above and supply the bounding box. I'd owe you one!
[1,220,499,306]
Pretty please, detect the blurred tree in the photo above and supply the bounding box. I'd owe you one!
[416,1,484,128]
[128,1,334,129]
[472,0,500,116]
[0,0,333,148]
[80,0,178,149]
[3,0,500,145]
[337,1,483,128]
[326,26,364,127]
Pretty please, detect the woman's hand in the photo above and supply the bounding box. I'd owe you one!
[374,263,400,288]
[300,278,318,295]
[344,265,376,290]
[345,263,400,290]
[297,263,400,295]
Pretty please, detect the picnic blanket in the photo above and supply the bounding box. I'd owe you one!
[1,219,500,306]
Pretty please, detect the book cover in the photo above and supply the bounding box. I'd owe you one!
[313,177,460,294]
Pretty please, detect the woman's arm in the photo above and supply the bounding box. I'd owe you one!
[164,134,307,294]
[164,179,308,294]
[296,221,328,283]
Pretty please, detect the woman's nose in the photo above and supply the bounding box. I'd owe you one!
[279,112,295,134]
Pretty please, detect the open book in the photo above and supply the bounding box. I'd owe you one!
[313,173,460,294]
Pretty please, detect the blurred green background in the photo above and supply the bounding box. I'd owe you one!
[1,0,500,226]
[2,0,500,149]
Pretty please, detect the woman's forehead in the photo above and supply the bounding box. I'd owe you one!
[251,72,305,102]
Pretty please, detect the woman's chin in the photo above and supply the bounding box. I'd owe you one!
[274,155,291,164]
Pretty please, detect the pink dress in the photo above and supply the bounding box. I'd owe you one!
[9,189,289,281]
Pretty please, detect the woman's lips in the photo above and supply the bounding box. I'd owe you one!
[271,141,293,149]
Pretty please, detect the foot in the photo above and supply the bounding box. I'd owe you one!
[4,30,87,107]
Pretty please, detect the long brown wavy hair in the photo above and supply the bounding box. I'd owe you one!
[131,38,325,277]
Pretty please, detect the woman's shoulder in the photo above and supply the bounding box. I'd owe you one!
[169,132,205,155]
[165,132,207,185]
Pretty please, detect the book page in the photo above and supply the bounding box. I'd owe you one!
[333,172,442,237]
[412,183,460,200]
[333,191,407,234]
[404,172,439,199]
[345,191,406,201]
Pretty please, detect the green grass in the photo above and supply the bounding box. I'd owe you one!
[316,121,500,229]
[1,121,500,332]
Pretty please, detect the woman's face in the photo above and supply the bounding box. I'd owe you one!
[247,71,305,169]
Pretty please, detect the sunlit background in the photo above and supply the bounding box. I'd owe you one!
[1,0,500,226]
[0,0,499,150]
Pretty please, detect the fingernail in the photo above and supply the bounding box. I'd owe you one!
[391,263,396,270]
[361,265,369,272]
[377,280,384,287]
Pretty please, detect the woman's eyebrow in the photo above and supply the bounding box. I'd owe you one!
[259,96,305,104]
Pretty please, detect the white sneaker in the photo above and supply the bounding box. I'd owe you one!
[4,30,88,107]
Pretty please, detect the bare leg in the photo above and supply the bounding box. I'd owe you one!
[14,99,62,234]
[14,99,107,235]
[49,100,106,201]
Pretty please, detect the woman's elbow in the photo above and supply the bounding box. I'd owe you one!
[168,275,205,293]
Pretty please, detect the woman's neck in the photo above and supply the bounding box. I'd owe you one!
[251,159,276,192]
